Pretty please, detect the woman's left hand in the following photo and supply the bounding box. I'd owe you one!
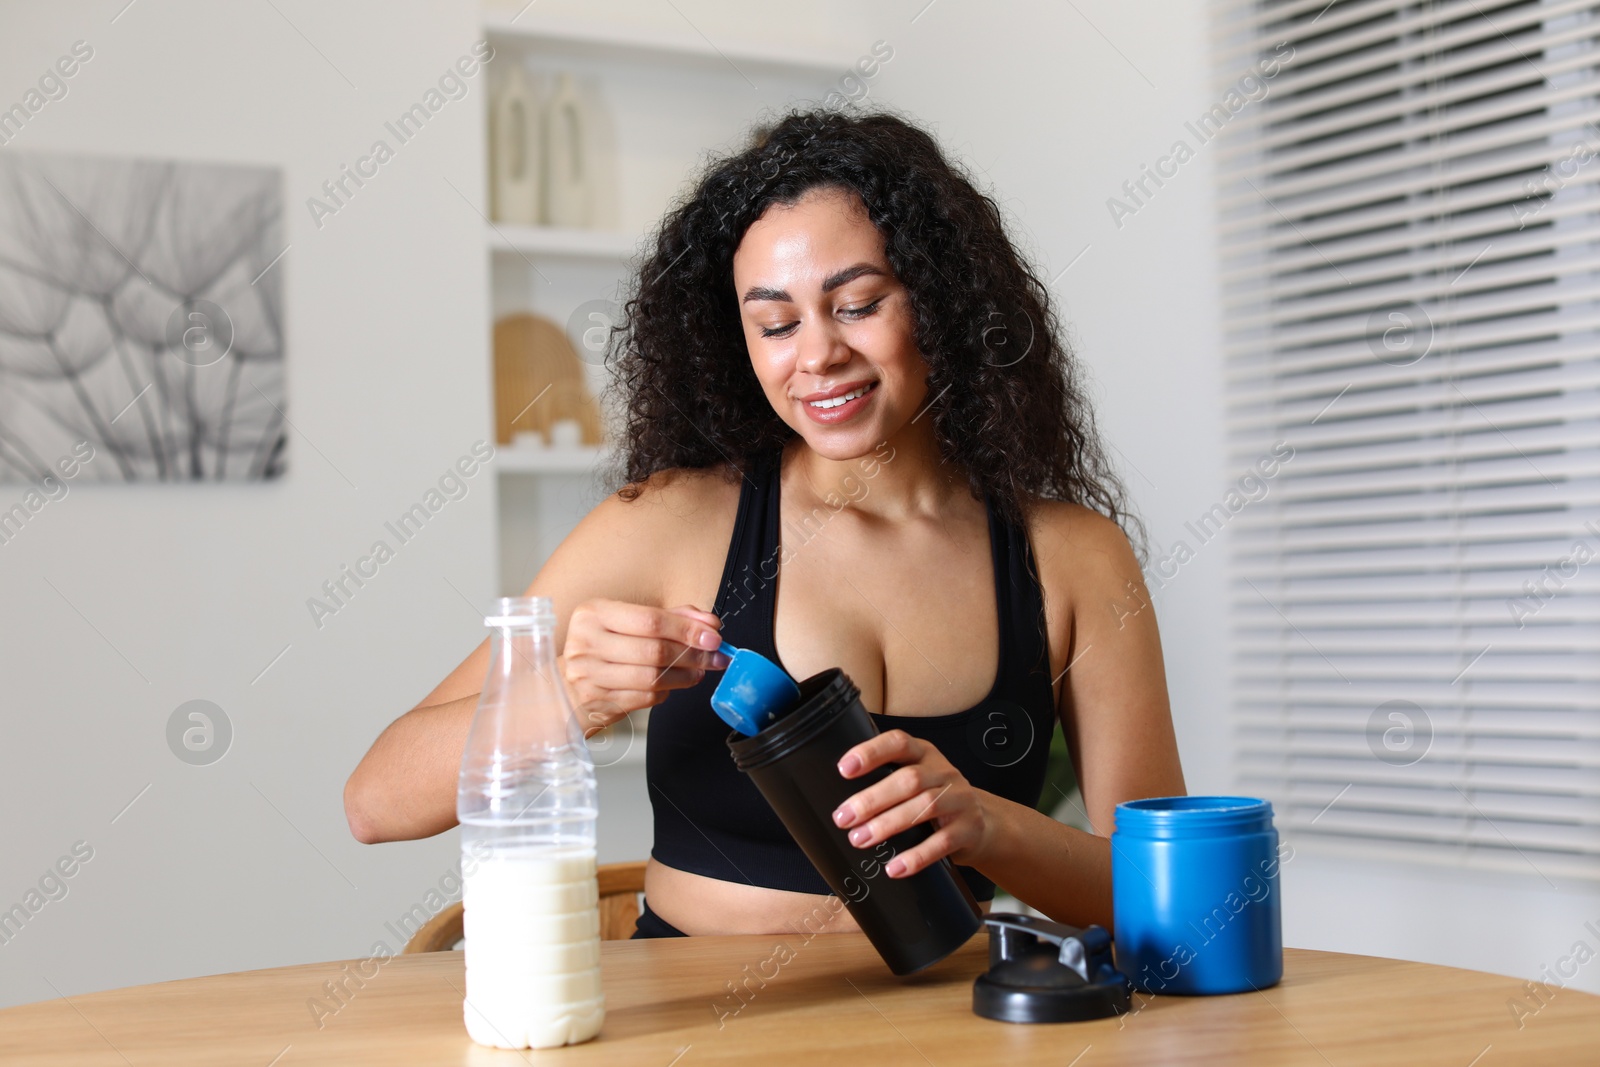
[831,729,993,878]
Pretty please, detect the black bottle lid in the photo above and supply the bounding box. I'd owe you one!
[972,913,1132,1023]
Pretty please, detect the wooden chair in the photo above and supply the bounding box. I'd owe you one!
[403,860,647,953]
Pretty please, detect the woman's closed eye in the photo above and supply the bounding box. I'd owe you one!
[839,297,883,321]
[757,298,883,338]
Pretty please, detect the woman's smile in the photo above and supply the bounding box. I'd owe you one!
[797,379,879,423]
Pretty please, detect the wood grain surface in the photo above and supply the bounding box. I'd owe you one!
[3,935,1597,1065]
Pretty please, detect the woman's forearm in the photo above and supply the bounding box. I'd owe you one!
[344,693,476,843]
[971,794,1113,930]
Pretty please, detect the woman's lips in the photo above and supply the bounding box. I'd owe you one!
[798,381,878,425]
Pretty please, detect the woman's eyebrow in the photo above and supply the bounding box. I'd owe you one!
[821,263,887,292]
[741,263,888,304]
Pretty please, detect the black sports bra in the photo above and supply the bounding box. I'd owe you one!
[644,449,1058,901]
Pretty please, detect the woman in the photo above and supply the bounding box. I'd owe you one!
[344,109,1184,938]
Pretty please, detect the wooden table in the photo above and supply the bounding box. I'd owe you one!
[5,935,1598,1065]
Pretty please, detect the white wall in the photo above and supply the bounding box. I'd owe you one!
[0,0,496,1006]
[857,0,1600,994]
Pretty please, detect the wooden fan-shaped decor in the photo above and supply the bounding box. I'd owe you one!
[493,312,604,445]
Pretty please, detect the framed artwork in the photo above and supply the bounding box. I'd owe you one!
[0,152,286,483]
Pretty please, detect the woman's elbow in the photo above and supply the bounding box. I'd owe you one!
[343,768,389,844]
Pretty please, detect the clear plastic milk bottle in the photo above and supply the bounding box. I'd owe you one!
[457,596,604,1049]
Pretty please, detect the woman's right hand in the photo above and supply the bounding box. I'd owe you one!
[561,599,729,735]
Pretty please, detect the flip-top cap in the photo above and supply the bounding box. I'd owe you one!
[972,913,1131,1023]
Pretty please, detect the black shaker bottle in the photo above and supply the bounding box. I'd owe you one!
[726,668,984,975]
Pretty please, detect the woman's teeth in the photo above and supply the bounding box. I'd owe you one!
[808,384,872,409]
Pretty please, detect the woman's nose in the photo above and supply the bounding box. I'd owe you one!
[795,316,851,376]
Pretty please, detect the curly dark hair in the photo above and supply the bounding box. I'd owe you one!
[605,107,1146,561]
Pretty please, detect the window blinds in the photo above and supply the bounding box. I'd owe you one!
[1212,0,1600,880]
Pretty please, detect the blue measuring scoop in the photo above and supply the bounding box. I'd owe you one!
[710,640,801,736]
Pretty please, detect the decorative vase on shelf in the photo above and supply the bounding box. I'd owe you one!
[493,313,604,447]
[549,420,584,449]
[542,72,593,229]
[489,65,540,225]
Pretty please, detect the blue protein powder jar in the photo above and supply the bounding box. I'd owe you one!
[1110,796,1284,995]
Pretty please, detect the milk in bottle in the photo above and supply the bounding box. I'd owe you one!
[457,596,604,1049]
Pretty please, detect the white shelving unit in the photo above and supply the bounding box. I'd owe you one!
[497,441,614,474]
[483,14,846,596]
[481,9,856,76]
[488,222,641,261]
[479,4,849,865]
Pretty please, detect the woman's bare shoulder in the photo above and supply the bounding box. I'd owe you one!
[540,464,742,607]
[1024,498,1145,602]
[600,464,743,527]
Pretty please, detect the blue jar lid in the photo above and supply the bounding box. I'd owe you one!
[1113,796,1274,838]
